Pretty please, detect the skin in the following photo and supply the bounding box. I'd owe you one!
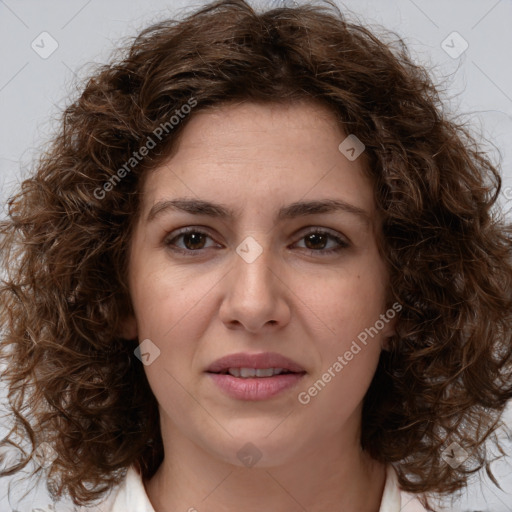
[123,100,395,512]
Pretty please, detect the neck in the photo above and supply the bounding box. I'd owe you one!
[145,418,387,512]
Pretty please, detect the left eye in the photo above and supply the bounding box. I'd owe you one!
[293,230,349,255]
[164,228,349,255]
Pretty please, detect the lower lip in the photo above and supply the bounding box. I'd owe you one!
[207,372,305,401]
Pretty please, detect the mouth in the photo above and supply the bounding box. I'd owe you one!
[205,352,306,401]
[213,367,299,378]
[206,351,306,375]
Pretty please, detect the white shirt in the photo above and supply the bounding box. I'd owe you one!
[84,464,428,512]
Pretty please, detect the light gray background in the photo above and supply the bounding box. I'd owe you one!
[1,1,511,511]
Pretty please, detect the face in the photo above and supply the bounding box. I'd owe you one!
[125,100,394,467]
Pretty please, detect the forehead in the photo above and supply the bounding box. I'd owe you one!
[139,100,375,221]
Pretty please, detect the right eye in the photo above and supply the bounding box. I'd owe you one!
[164,227,222,255]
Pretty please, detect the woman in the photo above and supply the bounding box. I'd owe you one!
[1,1,511,511]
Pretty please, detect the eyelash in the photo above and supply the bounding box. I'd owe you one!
[164,227,349,257]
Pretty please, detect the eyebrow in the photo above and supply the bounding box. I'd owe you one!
[146,197,370,224]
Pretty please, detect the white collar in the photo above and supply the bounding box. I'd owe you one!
[101,464,427,512]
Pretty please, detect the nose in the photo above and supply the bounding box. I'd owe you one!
[218,239,291,333]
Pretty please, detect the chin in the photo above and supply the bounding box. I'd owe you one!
[200,423,307,469]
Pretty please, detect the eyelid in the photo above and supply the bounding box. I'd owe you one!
[164,225,350,255]
[296,226,350,244]
[292,227,350,254]
[164,226,221,252]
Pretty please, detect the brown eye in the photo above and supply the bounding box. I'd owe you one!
[304,232,329,250]
[181,231,207,250]
[165,228,219,254]
[295,229,349,255]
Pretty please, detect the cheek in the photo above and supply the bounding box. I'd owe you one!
[128,259,222,403]
[291,258,388,402]
[129,254,218,339]
[301,352,380,435]
[293,258,388,338]
[133,266,209,418]
[294,315,382,439]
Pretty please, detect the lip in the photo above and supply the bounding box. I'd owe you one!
[206,352,305,373]
[205,352,306,401]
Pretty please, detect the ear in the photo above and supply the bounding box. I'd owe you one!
[119,314,138,340]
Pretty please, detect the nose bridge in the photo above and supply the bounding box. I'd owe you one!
[220,235,287,331]
[233,236,276,304]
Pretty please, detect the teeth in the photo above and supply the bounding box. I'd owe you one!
[227,367,285,378]
[255,368,275,377]
[228,367,241,377]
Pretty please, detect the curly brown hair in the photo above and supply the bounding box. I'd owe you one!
[1,0,512,510]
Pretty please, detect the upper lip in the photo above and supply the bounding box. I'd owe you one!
[206,352,306,373]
